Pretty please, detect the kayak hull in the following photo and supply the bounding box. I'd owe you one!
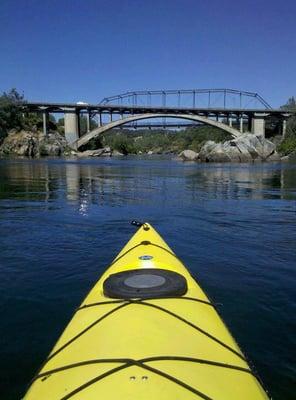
[24,223,269,400]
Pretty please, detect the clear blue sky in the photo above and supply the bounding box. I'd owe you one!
[0,0,295,107]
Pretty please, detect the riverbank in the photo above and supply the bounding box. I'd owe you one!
[0,128,295,162]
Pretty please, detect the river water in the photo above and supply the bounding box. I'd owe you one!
[0,157,295,399]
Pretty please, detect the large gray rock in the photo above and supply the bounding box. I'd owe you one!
[77,147,112,157]
[0,130,71,157]
[267,151,281,162]
[280,152,296,162]
[236,134,275,159]
[77,149,104,157]
[178,149,199,161]
[199,134,278,163]
[0,130,39,156]
[198,141,217,161]
[112,150,124,156]
[203,143,233,162]
[38,132,69,156]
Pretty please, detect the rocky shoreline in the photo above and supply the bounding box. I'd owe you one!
[0,130,294,162]
[178,133,286,162]
[0,130,72,157]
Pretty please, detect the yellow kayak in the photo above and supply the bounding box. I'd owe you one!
[24,222,269,400]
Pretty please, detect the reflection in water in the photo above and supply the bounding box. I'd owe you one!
[187,164,296,201]
[1,159,295,210]
[65,163,80,202]
[0,160,61,203]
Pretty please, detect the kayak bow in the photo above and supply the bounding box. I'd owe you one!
[24,222,269,400]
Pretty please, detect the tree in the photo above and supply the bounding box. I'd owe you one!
[281,96,296,111]
[0,88,25,140]
[79,115,97,135]
[281,97,296,137]
[0,89,58,142]
[277,97,296,155]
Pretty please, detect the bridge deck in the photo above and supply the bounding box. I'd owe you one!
[22,102,288,116]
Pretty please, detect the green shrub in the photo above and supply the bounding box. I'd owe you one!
[108,134,136,154]
[277,136,296,155]
[101,125,233,154]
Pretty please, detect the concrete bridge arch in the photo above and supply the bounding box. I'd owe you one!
[74,113,242,149]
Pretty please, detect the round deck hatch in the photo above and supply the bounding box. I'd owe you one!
[103,268,187,299]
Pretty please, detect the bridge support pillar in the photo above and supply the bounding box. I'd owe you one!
[251,114,267,137]
[86,112,91,133]
[64,112,80,146]
[282,119,287,137]
[42,111,48,136]
[240,115,244,133]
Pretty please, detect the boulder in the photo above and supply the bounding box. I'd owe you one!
[198,141,217,162]
[204,143,233,163]
[233,138,257,161]
[280,155,290,162]
[241,134,275,159]
[178,149,199,161]
[286,151,296,161]
[38,132,69,156]
[77,149,103,157]
[0,130,39,156]
[100,147,112,156]
[199,134,278,163]
[0,130,71,157]
[267,151,281,162]
[112,150,124,156]
[77,147,112,157]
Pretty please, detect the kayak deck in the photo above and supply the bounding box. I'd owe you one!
[24,223,269,399]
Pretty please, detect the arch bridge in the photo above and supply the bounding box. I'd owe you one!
[22,89,292,149]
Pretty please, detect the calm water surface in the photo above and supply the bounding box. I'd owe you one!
[0,157,295,399]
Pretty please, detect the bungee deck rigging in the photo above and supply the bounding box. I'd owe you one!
[30,302,258,400]
[23,222,270,400]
